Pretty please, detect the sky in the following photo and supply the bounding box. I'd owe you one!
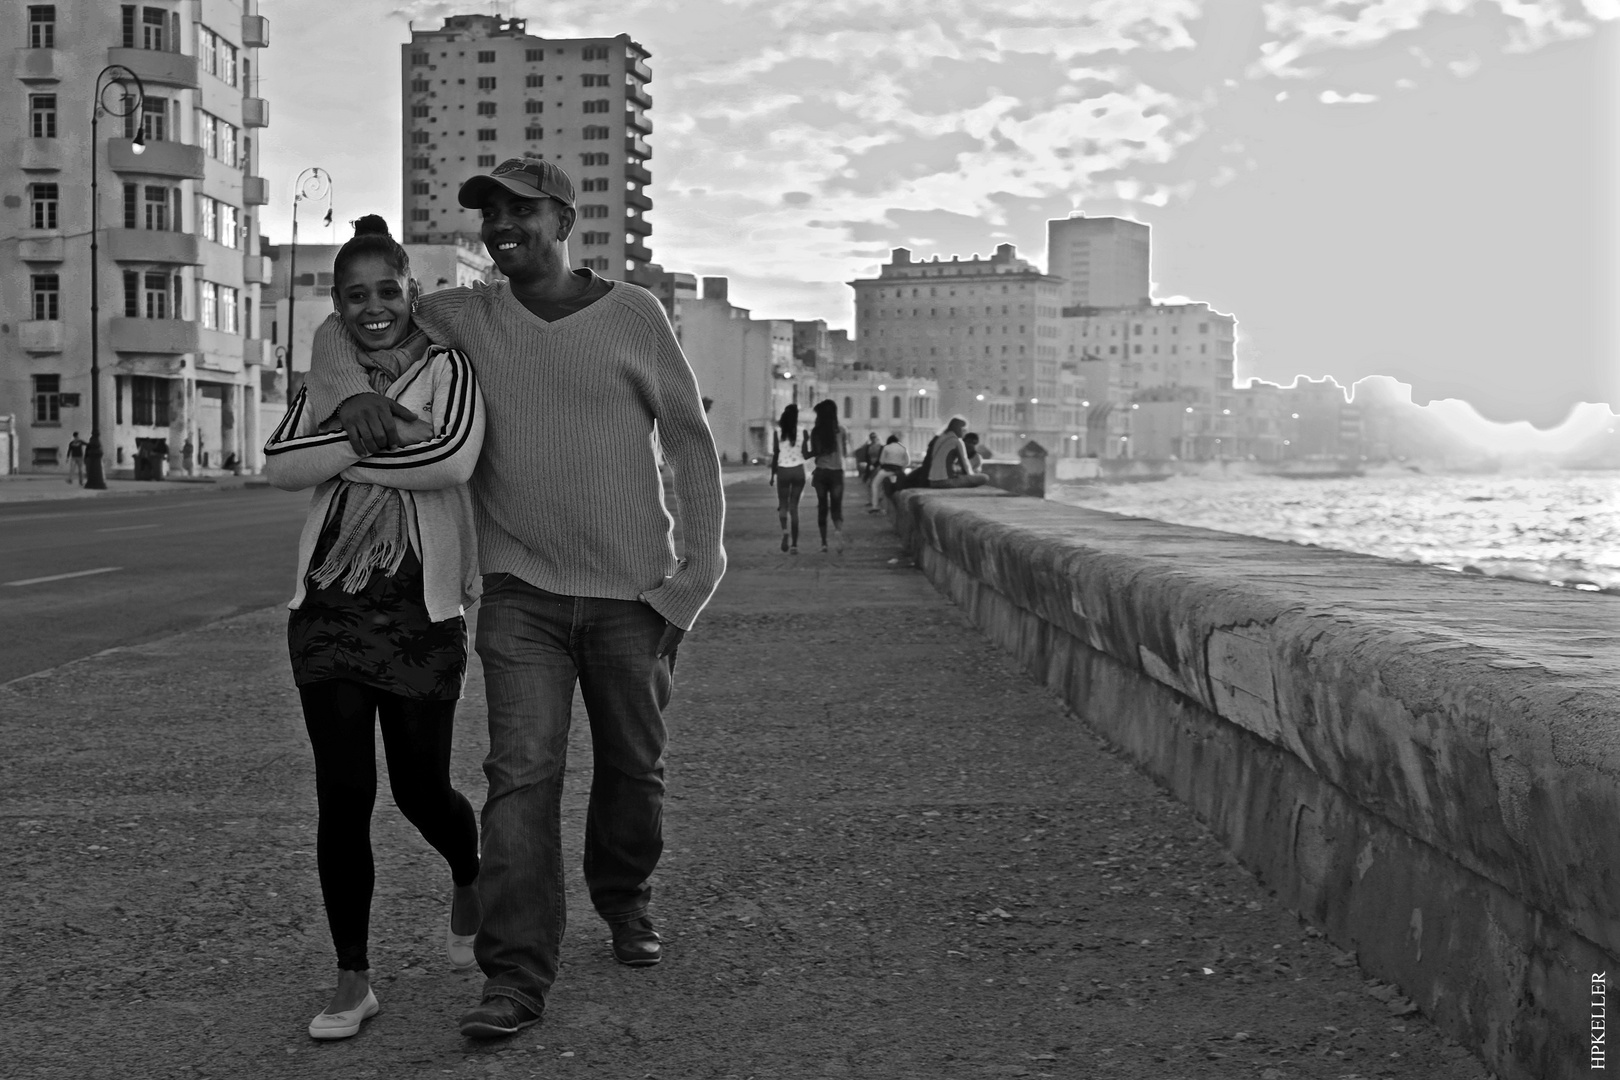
[259,0,1618,429]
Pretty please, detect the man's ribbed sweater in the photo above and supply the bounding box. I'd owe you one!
[305,279,727,631]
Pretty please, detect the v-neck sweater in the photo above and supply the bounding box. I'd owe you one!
[305,277,727,630]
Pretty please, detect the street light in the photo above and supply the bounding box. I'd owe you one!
[86,65,146,489]
[286,167,332,395]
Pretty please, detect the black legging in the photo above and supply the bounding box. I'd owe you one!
[300,679,480,972]
[812,467,844,545]
[775,464,806,547]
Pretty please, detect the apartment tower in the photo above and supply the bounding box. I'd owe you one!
[2,2,273,476]
[400,15,654,285]
[1046,214,1151,310]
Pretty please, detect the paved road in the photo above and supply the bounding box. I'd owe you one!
[0,487,309,683]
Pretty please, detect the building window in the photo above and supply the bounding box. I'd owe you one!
[524,126,545,140]
[131,376,168,426]
[580,231,610,245]
[31,273,59,320]
[1199,322,1210,333]
[143,271,171,319]
[141,5,166,50]
[580,152,609,166]
[123,270,139,316]
[410,208,430,221]
[218,203,239,249]
[582,73,610,87]
[476,128,497,141]
[892,396,902,419]
[476,154,496,166]
[477,76,497,91]
[582,99,611,114]
[476,101,497,116]
[582,125,609,140]
[411,130,429,144]
[843,396,852,418]
[525,100,544,114]
[580,177,608,192]
[410,51,429,65]
[144,185,172,230]
[410,181,430,195]
[219,285,238,333]
[127,96,168,142]
[525,48,544,61]
[410,78,430,92]
[33,374,60,424]
[27,5,54,48]
[197,196,216,241]
[199,282,218,329]
[411,155,431,169]
[30,182,58,229]
[579,205,609,219]
[525,74,543,87]
[411,104,430,118]
[29,93,56,138]
[581,45,609,60]
[869,396,880,419]
[477,50,496,63]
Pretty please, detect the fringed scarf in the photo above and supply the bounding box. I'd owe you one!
[308,331,432,593]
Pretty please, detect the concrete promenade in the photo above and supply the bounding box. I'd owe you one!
[0,477,1490,1078]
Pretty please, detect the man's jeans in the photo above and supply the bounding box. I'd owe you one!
[473,574,673,1015]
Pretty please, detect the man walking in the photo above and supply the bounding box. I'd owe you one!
[304,158,727,1039]
[65,432,86,485]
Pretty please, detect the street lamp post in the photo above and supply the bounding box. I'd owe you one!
[285,168,332,397]
[87,65,146,489]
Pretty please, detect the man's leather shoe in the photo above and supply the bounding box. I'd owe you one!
[610,916,663,967]
[458,997,540,1039]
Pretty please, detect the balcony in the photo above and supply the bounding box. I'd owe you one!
[108,138,205,179]
[625,240,652,265]
[107,47,199,90]
[106,229,202,265]
[626,81,652,110]
[242,97,269,128]
[625,188,652,213]
[626,216,652,237]
[17,232,64,261]
[625,109,652,135]
[624,162,651,186]
[243,253,271,284]
[19,137,62,171]
[242,15,270,48]
[18,320,64,353]
[13,48,59,82]
[109,317,201,355]
[625,136,651,161]
[243,338,270,368]
[625,56,651,83]
[197,328,245,373]
[243,175,269,205]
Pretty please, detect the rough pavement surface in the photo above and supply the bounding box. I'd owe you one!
[0,477,1493,1078]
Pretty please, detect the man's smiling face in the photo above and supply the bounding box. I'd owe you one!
[479,187,573,281]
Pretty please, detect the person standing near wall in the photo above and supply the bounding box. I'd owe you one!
[869,434,909,512]
[65,432,86,486]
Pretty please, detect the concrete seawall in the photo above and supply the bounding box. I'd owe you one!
[892,487,1620,1080]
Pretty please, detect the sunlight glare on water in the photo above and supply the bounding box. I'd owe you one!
[1050,472,1620,593]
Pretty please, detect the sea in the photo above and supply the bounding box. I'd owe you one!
[1048,469,1620,594]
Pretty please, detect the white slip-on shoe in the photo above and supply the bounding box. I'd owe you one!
[308,988,380,1040]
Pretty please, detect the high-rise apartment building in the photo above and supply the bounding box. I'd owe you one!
[1,2,273,476]
[849,244,1067,446]
[400,15,654,285]
[1046,214,1151,309]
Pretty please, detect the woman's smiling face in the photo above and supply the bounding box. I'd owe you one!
[332,253,415,350]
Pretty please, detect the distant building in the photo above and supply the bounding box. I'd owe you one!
[821,369,940,461]
[1046,215,1151,309]
[399,14,655,286]
[674,278,797,461]
[849,244,1067,448]
[1,2,274,475]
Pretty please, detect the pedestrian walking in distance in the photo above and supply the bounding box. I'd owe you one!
[769,403,808,554]
[807,399,850,553]
[65,432,86,486]
[263,216,488,1041]
[308,157,727,1041]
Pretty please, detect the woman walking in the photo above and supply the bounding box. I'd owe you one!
[807,399,850,553]
[769,403,808,553]
[263,216,487,1040]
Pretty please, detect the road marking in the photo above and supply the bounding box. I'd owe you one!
[96,524,160,533]
[4,567,123,587]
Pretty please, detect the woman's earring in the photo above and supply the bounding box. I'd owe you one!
[411,300,419,313]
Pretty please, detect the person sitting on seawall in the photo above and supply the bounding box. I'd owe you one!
[262,215,487,1042]
[854,431,881,487]
[868,434,910,512]
[963,432,990,473]
[928,415,990,489]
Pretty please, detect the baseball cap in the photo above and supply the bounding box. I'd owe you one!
[457,157,576,209]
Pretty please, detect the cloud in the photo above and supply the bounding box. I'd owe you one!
[1319,89,1380,102]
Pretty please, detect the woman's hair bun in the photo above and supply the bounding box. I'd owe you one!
[352,214,391,238]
